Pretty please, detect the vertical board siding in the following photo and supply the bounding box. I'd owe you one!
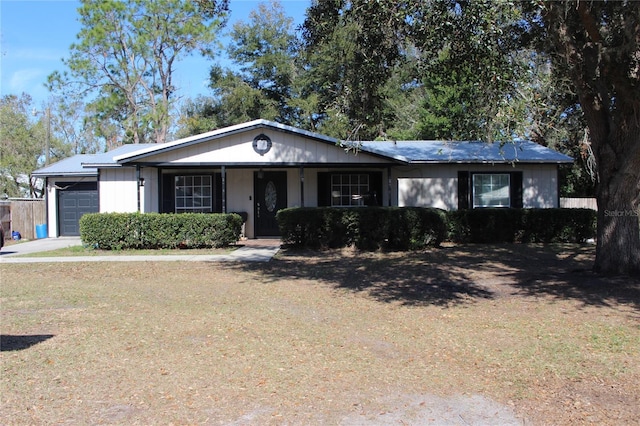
[1,199,46,240]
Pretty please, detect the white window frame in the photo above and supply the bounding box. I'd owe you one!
[331,173,370,207]
[472,173,511,208]
[175,175,213,213]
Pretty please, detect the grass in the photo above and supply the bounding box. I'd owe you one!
[1,244,639,424]
[11,244,237,257]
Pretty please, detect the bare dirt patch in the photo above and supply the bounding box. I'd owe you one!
[1,244,638,424]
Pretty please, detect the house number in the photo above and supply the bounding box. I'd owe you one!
[265,181,277,212]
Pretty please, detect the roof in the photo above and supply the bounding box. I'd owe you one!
[113,119,339,163]
[359,140,573,164]
[31,144,156,177]
[32,120,572,177]
[31,154,98,177]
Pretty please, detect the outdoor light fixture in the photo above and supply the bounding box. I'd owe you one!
[138,177,145,187]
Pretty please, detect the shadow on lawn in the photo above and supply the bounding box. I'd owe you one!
[234,244,640,310]
[1,334,55,352]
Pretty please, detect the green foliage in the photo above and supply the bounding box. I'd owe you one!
[193,1,302,131]
[79,212,242,250]
[51,0,229,145]
[302,1,406,140]
[277,207,447,251]
[447,208,596,244]
[0,94,69,197]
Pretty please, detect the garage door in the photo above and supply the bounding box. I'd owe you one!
[58,182,99,236]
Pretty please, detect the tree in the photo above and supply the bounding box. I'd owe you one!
[0,94,69,198]
[191,1,302,131]
[302,0,407,140]
[49,0,229,145]
[529,1,640,275]
[408,0,529,142]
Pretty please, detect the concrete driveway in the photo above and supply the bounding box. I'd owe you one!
[1,237,83,257]
[0,237,280,263]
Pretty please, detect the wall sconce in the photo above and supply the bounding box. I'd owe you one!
[257,169,264,179]
[138,177,145,187]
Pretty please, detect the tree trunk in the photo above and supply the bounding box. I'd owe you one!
[542,1,640,276]
[585,111,640,275]
[594,156,640,275]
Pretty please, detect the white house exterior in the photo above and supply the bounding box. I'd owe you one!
[32,119,573,238]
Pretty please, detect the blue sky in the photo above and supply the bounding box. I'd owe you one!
[0,0,310,108]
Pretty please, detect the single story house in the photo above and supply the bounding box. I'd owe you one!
[32,119,572,238]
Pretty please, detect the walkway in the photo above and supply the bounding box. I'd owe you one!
[0,237,281,263]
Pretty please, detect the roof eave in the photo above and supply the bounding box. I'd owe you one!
[114,119,343,164]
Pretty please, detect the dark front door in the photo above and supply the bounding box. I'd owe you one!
[57,182,99,236]
[254,171,287,236]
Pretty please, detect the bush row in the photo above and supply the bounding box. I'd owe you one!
[278,207,597,250]
[79,212,243,250]
[277,207,448,250]
[447,208,597,243]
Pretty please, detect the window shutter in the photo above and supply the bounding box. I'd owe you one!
[510,171,523,208]
[214,173,223,213]
[317,172,331,206]
[367,172,383,206]
[458,171,470,209]
[161,174,175,213]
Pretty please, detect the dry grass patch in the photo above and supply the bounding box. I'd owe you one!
[1,244,639,425]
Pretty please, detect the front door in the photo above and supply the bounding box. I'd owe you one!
[254,171,287,236]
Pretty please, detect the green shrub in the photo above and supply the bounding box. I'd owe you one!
[519,208,597,243]
[277,207,447,250]
[79,212,242,250]
[447,208,596,243]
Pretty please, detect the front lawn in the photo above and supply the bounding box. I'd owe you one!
[1,244,638,424]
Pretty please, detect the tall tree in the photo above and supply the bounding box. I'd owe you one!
[49,0,229,145]
[302,0,407,140]
[410,0,528,142]
[530,1,640,275]
[190,1,301,132]
[0,94,69,198]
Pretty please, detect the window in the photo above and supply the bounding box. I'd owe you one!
[331,174,370,207]
[175,175,212,213]
[472,174,510,208]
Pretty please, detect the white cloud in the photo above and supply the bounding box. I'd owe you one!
[9,68,46,92]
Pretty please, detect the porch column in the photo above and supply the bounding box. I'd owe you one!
[136,165,143,213]
[221,166,227,213]
[299,166,305,207]
[387,166,392,206]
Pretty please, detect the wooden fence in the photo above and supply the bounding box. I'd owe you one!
[0,199,46,241]
[559,197,597,210]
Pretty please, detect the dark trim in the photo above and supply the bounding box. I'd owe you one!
[387,167,392,206]
[123,162,399,168]
[458,171,470,210]
[300,166,305,208]
[221,166,226,213]
[466,171,523,209]
[159,171,222,214]
[136,165,141,213]
[317,171,383,207]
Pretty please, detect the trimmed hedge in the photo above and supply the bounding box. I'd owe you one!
[277,207,447,250]
[447,208,597,243]
[278,207,596,250]
[79,212,243,250]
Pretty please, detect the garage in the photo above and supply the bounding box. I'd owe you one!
[57,182,99,236]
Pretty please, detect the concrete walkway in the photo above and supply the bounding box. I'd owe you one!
[0,237,281,263]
